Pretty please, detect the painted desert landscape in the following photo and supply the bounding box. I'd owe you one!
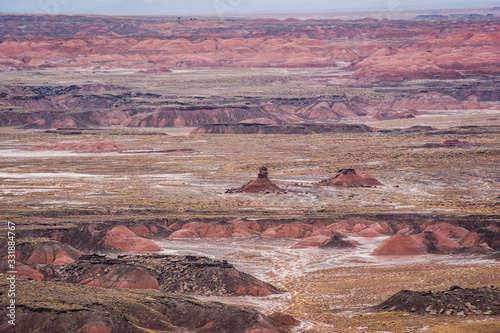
[0,4,499,333]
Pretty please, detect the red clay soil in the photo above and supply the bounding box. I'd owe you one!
[292,235,334,249]
[320,234,360,249]
[0,260,44,280]
[227,166,284,194]
[314,169,383,187]
[100,225,162,252]
[371,234,428,256]
[267,312,301,329]
[243,167,283,193]
[1,240,82,265]
[353,228,383,238]
[25,140,132,153]
[77,265,160,290]
[439,139,471,147]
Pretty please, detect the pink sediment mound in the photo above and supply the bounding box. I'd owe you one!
[101,226,162,252]
[354,228,383,238]
[26,243,82,265]
[227,166,283,194]
[314,169,383,187]
[423,222,470,239]
[25,140,132,153]
[262,223,309,238]
[168,222,235,239]
[267,312,301,328]
[293,232,359,249]
[291,235,332,248]
[371,235,428,256]
[439,139,471,147]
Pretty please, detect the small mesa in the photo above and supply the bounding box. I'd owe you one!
[314,168,383,187]
[226,166,284,194]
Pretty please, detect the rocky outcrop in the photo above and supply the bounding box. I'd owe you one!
[43,254,281,297]
[0,260,44,280]
[374,285,500,315]
[314,169,383,187]
[227,166,283,194]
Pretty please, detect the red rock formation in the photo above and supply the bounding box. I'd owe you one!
[291,235,332,249]
[101,226,162,252]
[267,312,301,328]
[439,139,471,147]
[305,225,337,238]
[0,260,44,280]
[292,233,358,249]
[423,223,470,240]
[371,235,428,256]
[314,169,383,187]
[262,223,308,238]
[25,243,82,265]
[79,265,160,290]
[168,222,234,239]
[25,140,133,153]
[458,232,484,247]
[320,234,360,249]
[354,228,383,238]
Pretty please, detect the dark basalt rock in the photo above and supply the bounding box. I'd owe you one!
[41,254,282,297]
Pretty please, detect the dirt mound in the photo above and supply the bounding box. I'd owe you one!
[191,123,372,135]
[45,254,281,297]
[62,263,160,290]
[227,166,283,194]
[168,222,235,239]
[314,169,383,187]
[100,225,162,252]
[374,285,500,315]
[371,235,428,256]
[0,260,44,280]
[423,222,470,239]
[440,139,471,147]
[413,231,463,254]
[320,234,360,249]
[25,140,133,153]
